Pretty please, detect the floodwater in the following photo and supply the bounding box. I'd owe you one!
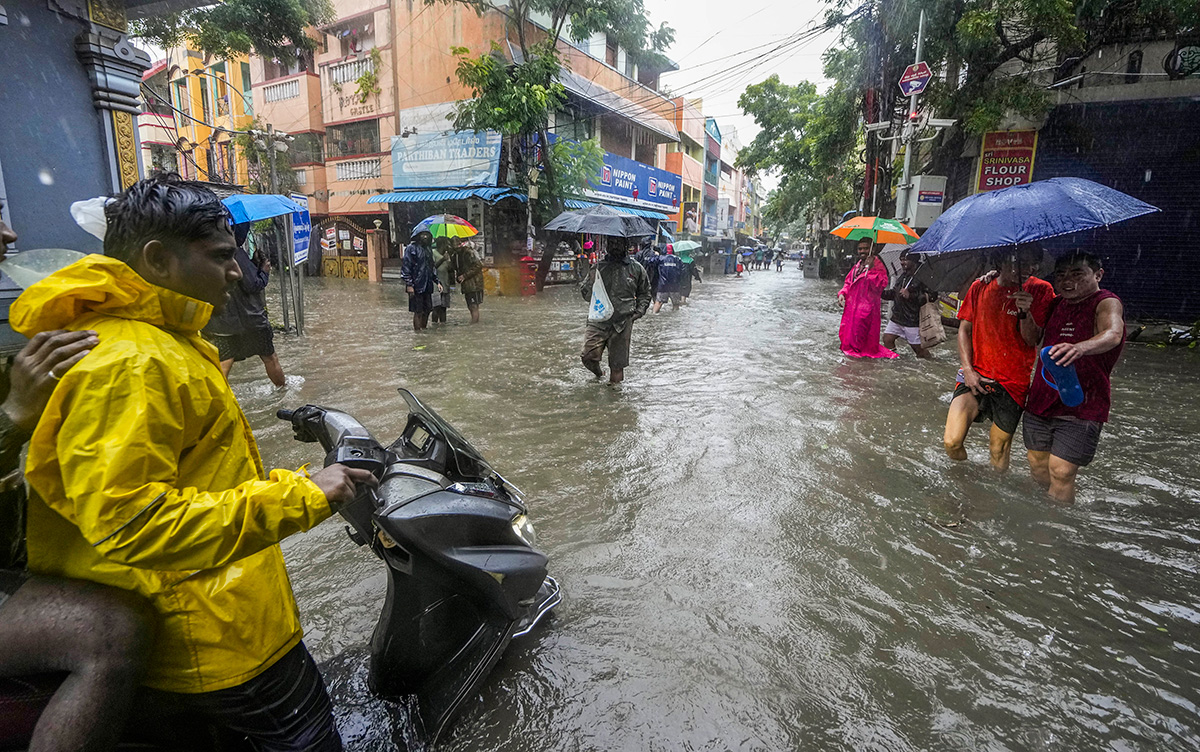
[228,264,1200,751]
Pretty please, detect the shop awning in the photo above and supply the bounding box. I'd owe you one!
[564,199,671,221]
[367,187,527,205]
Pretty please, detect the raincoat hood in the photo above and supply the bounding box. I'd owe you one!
[678,251,694,263]
[11,253,213,338]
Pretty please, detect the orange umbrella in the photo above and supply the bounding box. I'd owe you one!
[830,216,920,245]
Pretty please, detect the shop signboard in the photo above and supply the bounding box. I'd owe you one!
[391,130,502,189]
[289,193,310,264]
[584,149,682,213]
[976,130,1038,192]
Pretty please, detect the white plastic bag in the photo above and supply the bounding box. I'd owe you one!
[70,197,112,241]
[588,271,615,322]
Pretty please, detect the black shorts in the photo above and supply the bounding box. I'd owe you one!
[464,290,483,306]
[210,327,275,363]
[132,642,340,751]
[1022,412,1103,467]
[953,380,1023,435]
[408,292,434,313]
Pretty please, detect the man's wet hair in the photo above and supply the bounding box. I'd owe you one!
[990,242,1043,266]
[104,174,231,263]
[1055,250,1103,272]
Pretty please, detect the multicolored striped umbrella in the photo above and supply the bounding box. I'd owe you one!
[411,214,479,239]
[830,216,920,245]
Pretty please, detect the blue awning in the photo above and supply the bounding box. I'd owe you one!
[222,194,305,224]
[367,187,527,205]
[563,199,671,221]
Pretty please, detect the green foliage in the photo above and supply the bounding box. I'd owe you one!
[131,0,333,60]
[524,138,605,217]
[449,42,567,135]
[736,74,860,225]
[355,48,384,104]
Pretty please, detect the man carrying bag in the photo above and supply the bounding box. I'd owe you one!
[578,242,651,384]
[882,249,940,358]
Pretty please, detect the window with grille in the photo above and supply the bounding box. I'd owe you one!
[326,120,380,158]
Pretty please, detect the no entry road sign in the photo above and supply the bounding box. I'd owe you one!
[899,61,933,96]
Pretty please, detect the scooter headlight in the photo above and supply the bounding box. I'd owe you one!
[511,514,537,546]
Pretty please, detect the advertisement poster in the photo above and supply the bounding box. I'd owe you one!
[353,236,364,251]
[391,130,502,189]
[976,130,1038,192]
[682,202,700,235]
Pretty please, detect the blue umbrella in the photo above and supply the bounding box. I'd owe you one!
[911,177,1160,292]
[222,194,306,225]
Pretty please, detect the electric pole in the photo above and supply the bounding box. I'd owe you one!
[895,10,926,224]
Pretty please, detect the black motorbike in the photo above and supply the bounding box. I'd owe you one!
[0,389,560,750]
[278,389,561,742]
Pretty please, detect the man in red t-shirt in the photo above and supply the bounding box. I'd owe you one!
[944,245,1055,470]
[1016,251,1125,504]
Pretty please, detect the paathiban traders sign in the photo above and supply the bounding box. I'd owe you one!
[976,130,1038,192]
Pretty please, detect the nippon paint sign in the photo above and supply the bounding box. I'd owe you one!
[586,149,682,213]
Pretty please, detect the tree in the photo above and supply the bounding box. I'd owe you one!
[735,74,861,230]
[131,0,333,60]
[819,0,1200,201]
[438,0,673,286]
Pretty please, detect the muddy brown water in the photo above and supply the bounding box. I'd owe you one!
[226,266,1199,751]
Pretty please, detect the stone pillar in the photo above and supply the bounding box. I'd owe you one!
[365,230,384,282]
[62,0,151,191]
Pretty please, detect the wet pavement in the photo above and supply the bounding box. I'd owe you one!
[228,264,1200,751]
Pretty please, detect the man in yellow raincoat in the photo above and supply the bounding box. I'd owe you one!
[11,175,376,750]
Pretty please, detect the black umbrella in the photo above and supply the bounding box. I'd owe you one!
[544,205,655,238]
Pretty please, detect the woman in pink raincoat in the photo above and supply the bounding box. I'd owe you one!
[837,239,898,359]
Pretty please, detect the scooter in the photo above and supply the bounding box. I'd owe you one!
[0,389,560,750]
[278,388,561,742]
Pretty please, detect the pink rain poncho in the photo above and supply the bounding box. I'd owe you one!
[838,257,898,359]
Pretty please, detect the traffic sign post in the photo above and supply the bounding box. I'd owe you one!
[899,61,933,97]
[895,11,927,224]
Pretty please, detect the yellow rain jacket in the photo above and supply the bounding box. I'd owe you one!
[11,255,333,693]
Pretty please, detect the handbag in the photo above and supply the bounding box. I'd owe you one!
[588,270,615,322]
[919,299,947,348]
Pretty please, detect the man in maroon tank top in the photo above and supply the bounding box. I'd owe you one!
[1014,252,1125,504]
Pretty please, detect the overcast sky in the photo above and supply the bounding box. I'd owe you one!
[651,0,842,151]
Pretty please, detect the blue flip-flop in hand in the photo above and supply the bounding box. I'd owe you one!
[1040,346,1084,407]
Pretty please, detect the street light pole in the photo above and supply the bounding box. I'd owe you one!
[896,9,926,224]
[266,123,292,334]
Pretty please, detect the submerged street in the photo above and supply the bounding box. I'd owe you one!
[230,267,1200,751]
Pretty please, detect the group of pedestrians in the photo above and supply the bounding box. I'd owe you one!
[836,237,1126,504]
[400,230,486,331]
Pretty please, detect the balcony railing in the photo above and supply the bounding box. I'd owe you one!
[263,80,300,103]
[334,158,381,181]
[327,58,374,86]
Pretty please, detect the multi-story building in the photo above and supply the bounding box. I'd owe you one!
[248,1,682,268]
[139,49,255,185]
[702,117,722,242]
[658,98,705,237]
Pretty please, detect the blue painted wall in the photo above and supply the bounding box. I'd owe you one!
[1033,100,1200,322]
[0,0,111,253]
